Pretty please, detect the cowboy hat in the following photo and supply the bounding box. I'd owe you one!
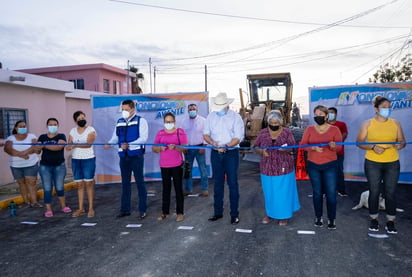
[211,92,234,111]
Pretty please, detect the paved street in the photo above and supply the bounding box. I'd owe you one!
[1,160,411,277]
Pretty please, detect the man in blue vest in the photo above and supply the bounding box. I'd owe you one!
[104,99,148,219]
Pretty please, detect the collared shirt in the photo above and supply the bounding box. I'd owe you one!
[203,109,244,147]
[108,113,148,151]
[180,115,206,145]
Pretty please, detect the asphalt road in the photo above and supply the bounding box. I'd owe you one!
[1,160,411,277]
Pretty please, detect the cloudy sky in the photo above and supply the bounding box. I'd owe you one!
[1,0,411,113]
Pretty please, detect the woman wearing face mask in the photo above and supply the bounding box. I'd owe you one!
[301,105,342,230]
[254,110,300,226]
[356,96,406,234]
[38,118,71,217]
[67,111,96,218]
[152,112,188,222]
[4,120,42,207]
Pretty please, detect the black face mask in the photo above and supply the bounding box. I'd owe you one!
[77,119,87,127]
[269,125,280,131]
[314,116,326,125]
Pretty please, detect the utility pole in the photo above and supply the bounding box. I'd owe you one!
[154,66,156,94]
[127,60,130,93]
[149,57,153,93]
[204,64,208,92]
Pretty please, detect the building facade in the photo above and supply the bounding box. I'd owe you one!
[18,63,143,94]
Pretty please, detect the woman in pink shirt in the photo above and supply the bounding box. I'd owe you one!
[301,105,342,230]
[152,112,188,222]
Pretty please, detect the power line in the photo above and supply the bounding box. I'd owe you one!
[109,0,409,29]
[129,0,401,63]
[154,34,409,74]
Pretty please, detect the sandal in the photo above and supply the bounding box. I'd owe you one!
[44,210,53,217]
[61,207,72,213]
[72,209,85,217]
[176,214,184,222]
[279,219,289,226]
[262,216,274,224]
[87,210,95,218]
[31,202,44,208]
[157,214,168,221]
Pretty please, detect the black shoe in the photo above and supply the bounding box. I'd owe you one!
[385,221,397,234]
[116,212,131,218]
[208,215,223,221]
[327,219,336,230]
[138,213,147,220]
[314,218,323,227]
[369,218,379,232]
[231,216,240,225]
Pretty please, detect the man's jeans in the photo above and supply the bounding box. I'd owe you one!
[307,160,337,220]
[39,162,66,204]
[365,159,400,219]
[119,154,147,214]
[211,149,239,217]
[184,149,208,192]
[337,154,346,194]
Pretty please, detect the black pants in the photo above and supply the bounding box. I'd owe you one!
[160,165,184,214]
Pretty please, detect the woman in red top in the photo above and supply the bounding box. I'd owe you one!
[301,105,342,230]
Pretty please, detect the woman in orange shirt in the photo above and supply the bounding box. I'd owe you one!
[301,105,342,230]
[356,96,406,234]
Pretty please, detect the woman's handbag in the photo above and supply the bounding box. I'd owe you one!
[177,128,191,179]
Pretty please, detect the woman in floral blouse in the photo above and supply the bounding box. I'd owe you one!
[254,110,300,226]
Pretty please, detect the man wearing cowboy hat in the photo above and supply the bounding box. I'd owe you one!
[203,92,244,224]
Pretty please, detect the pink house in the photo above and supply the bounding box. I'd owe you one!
[18,63,142,94]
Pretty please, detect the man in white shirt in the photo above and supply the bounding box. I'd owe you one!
[203,92,245,224]
[180,103,209,196]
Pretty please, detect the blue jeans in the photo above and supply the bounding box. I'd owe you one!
[337,154,346,194]
[211,149,240,217]
[307,160,337,220]
[184,149,208,192]
[160,165,184,214]
[72,157,95,182]
[364,159,400,219]
[39,162,67,204]
[119,154,147,214]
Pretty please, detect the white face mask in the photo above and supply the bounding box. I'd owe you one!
[122,110,130,119]
[164,123,175,130]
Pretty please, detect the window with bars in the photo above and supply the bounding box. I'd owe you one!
[113,80,121,95]
[0,108,27,139]
[69,79,85,90]
[103,79,110,93]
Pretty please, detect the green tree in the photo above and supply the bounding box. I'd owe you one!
[129,65,138,73]
[369,54,411,83]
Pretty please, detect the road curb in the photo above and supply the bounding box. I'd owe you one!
[0,182,78,211]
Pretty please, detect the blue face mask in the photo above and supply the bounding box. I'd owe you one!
[48,126,58,133]
[328,113,336,121]
[17,128,27,134]
[379,108,391,118]
[216,108,227,117]
[189,110,197,118]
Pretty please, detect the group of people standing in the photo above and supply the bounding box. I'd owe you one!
[4,112,96,218]
[4,94,406,233]
[298,96,406,233]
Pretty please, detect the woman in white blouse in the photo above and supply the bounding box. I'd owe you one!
[4,120,43,207]
[67,111,97,218]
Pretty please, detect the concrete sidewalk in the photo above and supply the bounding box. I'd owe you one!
[0,174,75,210]
[1,160,411,277]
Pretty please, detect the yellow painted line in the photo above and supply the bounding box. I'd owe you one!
[0,182,78,211]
